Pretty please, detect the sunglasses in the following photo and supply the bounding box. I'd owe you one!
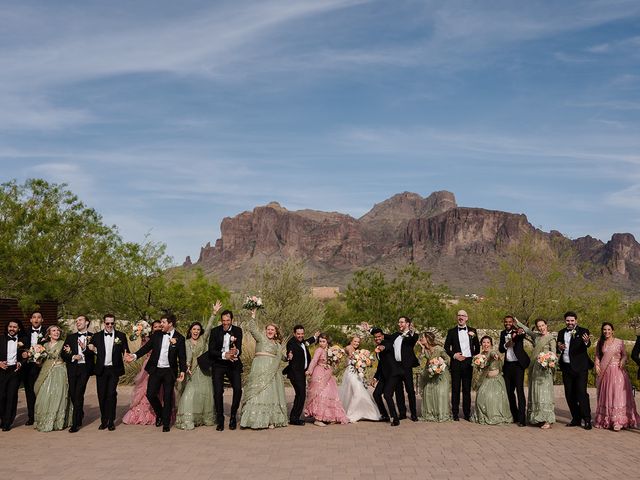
[104,322,115,326]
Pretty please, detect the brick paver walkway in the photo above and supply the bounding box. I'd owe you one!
[2,381,638,479]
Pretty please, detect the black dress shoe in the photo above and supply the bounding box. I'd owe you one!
[410,415,418,422]
[453,416,459,421]
[518,422,526,427]
[566,421,580,427]
[162,426,170,432]
[25,419,34,426]
[69,426,79,433]
[398,414,407,420]
[390,419,400,426]
[464,416,471,422]
[2,425,11,432]
[108,424,115,431]
[379,416,390,423]
[155,418,162,427]
[216,423,224,431]
[229,416,237,430]
[584,422,592,430]
[288,420,305,426]
[98,423,107,430]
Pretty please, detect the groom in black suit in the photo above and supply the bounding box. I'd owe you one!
[0,320,24,431]
[62,315,95,432]
[557,311,593,429]
[444,310,480,421]
[371,328,402,426]
[209,309,243,431]
[499,315,530,426]
[20,311,45,425]
[89,314,129,431]
[283,324,318,425]
[127,313,186,432]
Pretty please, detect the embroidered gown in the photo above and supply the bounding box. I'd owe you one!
[419,346,452,422]
[471,351,513,425]
[304,346,349,424]
[34,340,72,432]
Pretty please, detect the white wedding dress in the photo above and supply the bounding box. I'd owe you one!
[338,367,381,422]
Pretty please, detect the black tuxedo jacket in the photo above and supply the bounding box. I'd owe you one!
[498,329,530,369]
[90,330,129,376]
[283,335,316,376]
[135,330,186,377]
[23,328,45,348]
[62,332,96,376]
[373,339,403,382]
[557,326,594,372]
[444,326,481,367]
[0,335,25,366]
[208,325,243,370]
[631,336,640,380]
[381,330,420,369]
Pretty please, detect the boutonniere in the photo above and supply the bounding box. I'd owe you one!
[304,341,310,347]
[170,338,177,346]
[114,337,121,345]
[570,329,577,338]
[230,336,236,344]
[468,331,475,337]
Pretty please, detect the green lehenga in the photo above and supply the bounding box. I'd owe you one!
[240,319,288,429]
[419,346,452,422]
[516,320,556,425]
[34,340,73,432]
[472,351,513,425]
[175,316,215,430]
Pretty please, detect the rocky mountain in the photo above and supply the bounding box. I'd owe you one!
[184,191,640,294]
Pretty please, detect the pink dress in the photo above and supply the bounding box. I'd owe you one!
[304,347,349,424]
[594,338,639,430]
[122,347,177,425]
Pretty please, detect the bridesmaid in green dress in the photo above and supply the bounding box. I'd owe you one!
[175,301,220,430]
[472,336,513,425]
[418,332,451,422]
[516,318,556,429]
[240,310,288,430]
[34,325,72,432]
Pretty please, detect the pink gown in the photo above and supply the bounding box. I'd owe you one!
[122,347,177,425]
[594,338,639,429]
[304,347,349,424]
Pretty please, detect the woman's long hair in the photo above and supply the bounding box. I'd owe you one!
[596,322,614,360]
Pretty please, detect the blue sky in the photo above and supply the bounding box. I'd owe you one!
[2,0,640,263]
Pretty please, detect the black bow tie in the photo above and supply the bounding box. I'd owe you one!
[104,332,113,337]
[164,332,171,336]
[78,333,86,337]
[458,327,467,331]
[31,328,41,333]
[8,336,17,341]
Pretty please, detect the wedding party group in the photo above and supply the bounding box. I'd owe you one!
[1,303,639,435]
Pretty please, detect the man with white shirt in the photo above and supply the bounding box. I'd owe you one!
[89,314,129,431]
[1,320,24,431]
[126,313,186,432]
[283,324,318,425]
[62,315,95,432]
[444,310,480,421]
[209,309,243,431]
[20,311,45,425]
[498,315,530,427]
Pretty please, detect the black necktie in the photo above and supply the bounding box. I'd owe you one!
[105,332,113,337]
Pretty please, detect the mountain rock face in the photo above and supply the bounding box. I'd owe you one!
[186,191,640,294]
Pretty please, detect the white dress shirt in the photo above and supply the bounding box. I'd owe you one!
[6,336,18,366]
[300,342,308,369]
[393,334,403,362]
[505,332,517,362]
[222,329,232,359]
[562,330,572,364]
[104,331,114,366]
[458,328,472,357]
[31,328,42,347]
[76,332,88,364]
[157,330,174,368]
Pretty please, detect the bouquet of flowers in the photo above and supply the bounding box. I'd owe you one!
[472,353,487,369]
[349,349,374,380]
[327,345,345,367]
[427,356,447,376]
[536,351,557,369]
[130,320,151,341]
[29,344,47,363]
[242,295,264,310]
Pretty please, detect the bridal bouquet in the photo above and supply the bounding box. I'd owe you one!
[29,344,47,363]
[349,349,374,379]
[130,320,151,341]
[472,353,487,369]
[242,295,264,310]
[327,345,345,367]
[536,351,557,369]
[427,356,447,376]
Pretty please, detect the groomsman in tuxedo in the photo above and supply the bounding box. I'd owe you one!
[209,309,243,431]
[444,310,480,421]
[557,311,593,429]
[88,314,129,431]
[499,315,529,426]
[361,318,419,421]
[126,314,186,432]
[62,315,95,432]
[371,328,402,426]
[1,320,24,431]
[283,324,318,425]
[20,311,45,425]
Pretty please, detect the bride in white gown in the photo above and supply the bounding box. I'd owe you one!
[338,336,381,422]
